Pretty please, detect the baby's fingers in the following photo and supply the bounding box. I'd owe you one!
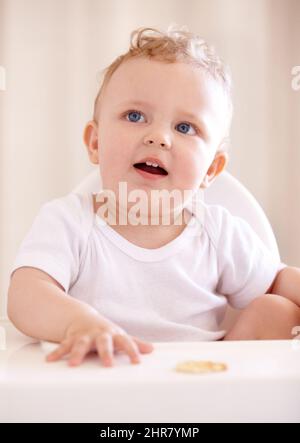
[132,336,154,354]
[95,333,114,367]
[46,340,72,362]
[114,335,141,364]
[68,335,92,366]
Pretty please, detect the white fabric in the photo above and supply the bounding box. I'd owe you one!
[10,192,287,342]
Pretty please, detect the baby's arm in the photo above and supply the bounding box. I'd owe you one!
[269,266,300,307]
[8,267,101,342]
[7,267,153,366]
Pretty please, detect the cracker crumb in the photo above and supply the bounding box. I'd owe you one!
[175,360,227,374]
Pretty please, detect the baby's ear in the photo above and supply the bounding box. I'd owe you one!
[200,150,229,189]
[83,120,99,164]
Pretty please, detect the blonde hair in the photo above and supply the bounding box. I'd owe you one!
[93,24,233,122]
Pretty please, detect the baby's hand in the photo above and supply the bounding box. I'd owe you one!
[45,314,154,367]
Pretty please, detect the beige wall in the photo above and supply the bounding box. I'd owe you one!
[1,0,300,318]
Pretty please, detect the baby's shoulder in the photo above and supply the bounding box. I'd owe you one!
[40,191,94,234]
[200,202,243,248]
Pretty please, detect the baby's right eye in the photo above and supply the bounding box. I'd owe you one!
[125,110,145,123]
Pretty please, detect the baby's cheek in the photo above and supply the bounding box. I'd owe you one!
[176,162,203,189]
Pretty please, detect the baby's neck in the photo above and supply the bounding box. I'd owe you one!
[92,194,191,249]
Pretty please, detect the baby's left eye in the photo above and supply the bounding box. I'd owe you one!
[176,122,197,135]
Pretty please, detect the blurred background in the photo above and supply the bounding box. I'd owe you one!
[0,0,299,319]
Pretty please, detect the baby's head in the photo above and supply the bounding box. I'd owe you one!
[84,25,232,218]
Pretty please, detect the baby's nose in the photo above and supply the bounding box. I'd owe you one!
[143,136,171,149]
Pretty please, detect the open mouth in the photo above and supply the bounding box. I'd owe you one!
[133,162,168,176]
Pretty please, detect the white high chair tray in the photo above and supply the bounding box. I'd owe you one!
[0,321,299,422]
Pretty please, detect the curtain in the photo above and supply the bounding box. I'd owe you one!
[1,0,299,319]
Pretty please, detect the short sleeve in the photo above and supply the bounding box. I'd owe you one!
[10,195,88,293]
[207,205,287,309]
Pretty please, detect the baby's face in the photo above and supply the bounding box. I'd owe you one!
[85,57,230,212]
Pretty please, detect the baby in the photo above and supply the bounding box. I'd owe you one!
[7,26,300,367]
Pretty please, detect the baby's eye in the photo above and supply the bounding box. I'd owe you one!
[124,110,197,136]
[176,122,197,135]
[125,110,145,123]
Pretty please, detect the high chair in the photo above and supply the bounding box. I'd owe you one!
[3,172,295,423]
[72,169,281,330]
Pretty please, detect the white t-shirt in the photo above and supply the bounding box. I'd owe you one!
[10,192,286,342]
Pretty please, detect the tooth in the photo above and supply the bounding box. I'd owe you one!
[145,161,159,167]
